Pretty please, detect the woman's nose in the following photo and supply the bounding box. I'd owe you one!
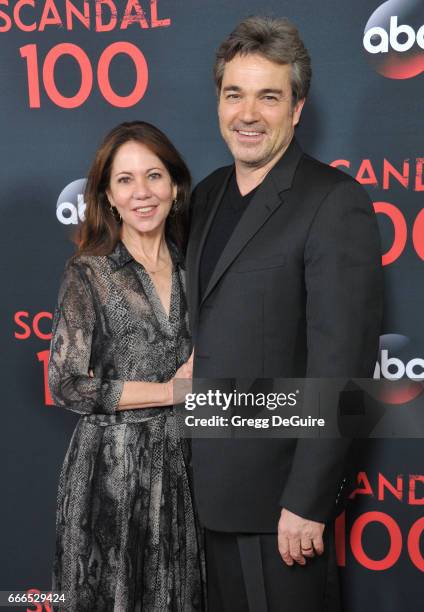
[132,178,152,199]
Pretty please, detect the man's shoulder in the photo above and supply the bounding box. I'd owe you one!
[298,153,357,189]
[193,165,232,197]
[294,153,373,218]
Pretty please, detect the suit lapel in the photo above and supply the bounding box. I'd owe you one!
[187,167,233,327]
[201,138,303,305]
[201,178,282,304]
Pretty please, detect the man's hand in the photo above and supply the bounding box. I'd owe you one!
[278,508,325,566]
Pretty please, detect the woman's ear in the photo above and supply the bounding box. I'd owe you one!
[106,190,114,207]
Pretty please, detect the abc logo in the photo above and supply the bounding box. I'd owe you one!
[364,16,424,54]
[374,350,424,380]
[363,0,424,79]
[56,178,87,225]
[373,335,424,405]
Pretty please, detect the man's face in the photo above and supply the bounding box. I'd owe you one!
[218,53,305,169]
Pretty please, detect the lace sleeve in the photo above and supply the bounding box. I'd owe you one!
[48,261,123,415]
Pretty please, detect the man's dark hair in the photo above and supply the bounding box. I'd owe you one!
[214,16,312,107]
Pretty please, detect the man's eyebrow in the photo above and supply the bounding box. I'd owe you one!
[221,86,284,95]
[222,85,242,92]
[258,88,283,95]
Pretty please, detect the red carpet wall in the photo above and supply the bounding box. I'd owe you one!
[1,1,423,610]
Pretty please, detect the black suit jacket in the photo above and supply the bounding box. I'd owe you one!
[186,138,383,532]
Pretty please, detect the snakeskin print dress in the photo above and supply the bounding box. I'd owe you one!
[48,240,205,611]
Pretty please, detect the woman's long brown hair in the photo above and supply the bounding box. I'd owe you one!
[77,121,191,256]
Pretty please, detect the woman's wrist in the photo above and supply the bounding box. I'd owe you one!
[163,380,173,405]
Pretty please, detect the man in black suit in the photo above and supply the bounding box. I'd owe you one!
[186,16,383,612]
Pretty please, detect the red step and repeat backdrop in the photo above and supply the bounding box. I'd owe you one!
[1,1,423,610]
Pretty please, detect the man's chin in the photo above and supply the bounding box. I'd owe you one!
[234,152,273,168]
[230,146,267,167]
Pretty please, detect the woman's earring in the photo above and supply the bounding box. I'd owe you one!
[170,198,179,215]
[108,200,122,222]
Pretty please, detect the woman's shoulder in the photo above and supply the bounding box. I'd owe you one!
[62,253,112,281]
[67,251,111,267]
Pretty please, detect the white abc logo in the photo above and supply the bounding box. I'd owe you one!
[56,178,87,225]
[364,16,424,54]
[374,350,424,380]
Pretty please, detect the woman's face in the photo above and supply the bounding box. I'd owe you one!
[107,140,176,237]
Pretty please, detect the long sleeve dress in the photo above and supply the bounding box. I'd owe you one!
[48,240,205,612]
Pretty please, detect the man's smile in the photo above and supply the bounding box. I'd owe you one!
[232,128,266,143]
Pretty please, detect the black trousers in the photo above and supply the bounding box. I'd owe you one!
[205,528,341,612]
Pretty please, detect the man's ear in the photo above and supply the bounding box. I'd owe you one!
[292,98,306,127]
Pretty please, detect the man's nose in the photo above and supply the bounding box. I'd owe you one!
[238,98,260,123]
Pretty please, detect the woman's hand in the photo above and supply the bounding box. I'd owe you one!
[175,351,193,379]
[167,351,193,404]
[91,352,194,410]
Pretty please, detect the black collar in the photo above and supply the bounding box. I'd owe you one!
[108,239,183,271]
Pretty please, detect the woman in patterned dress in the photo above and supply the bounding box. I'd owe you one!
[48,121,205,611]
